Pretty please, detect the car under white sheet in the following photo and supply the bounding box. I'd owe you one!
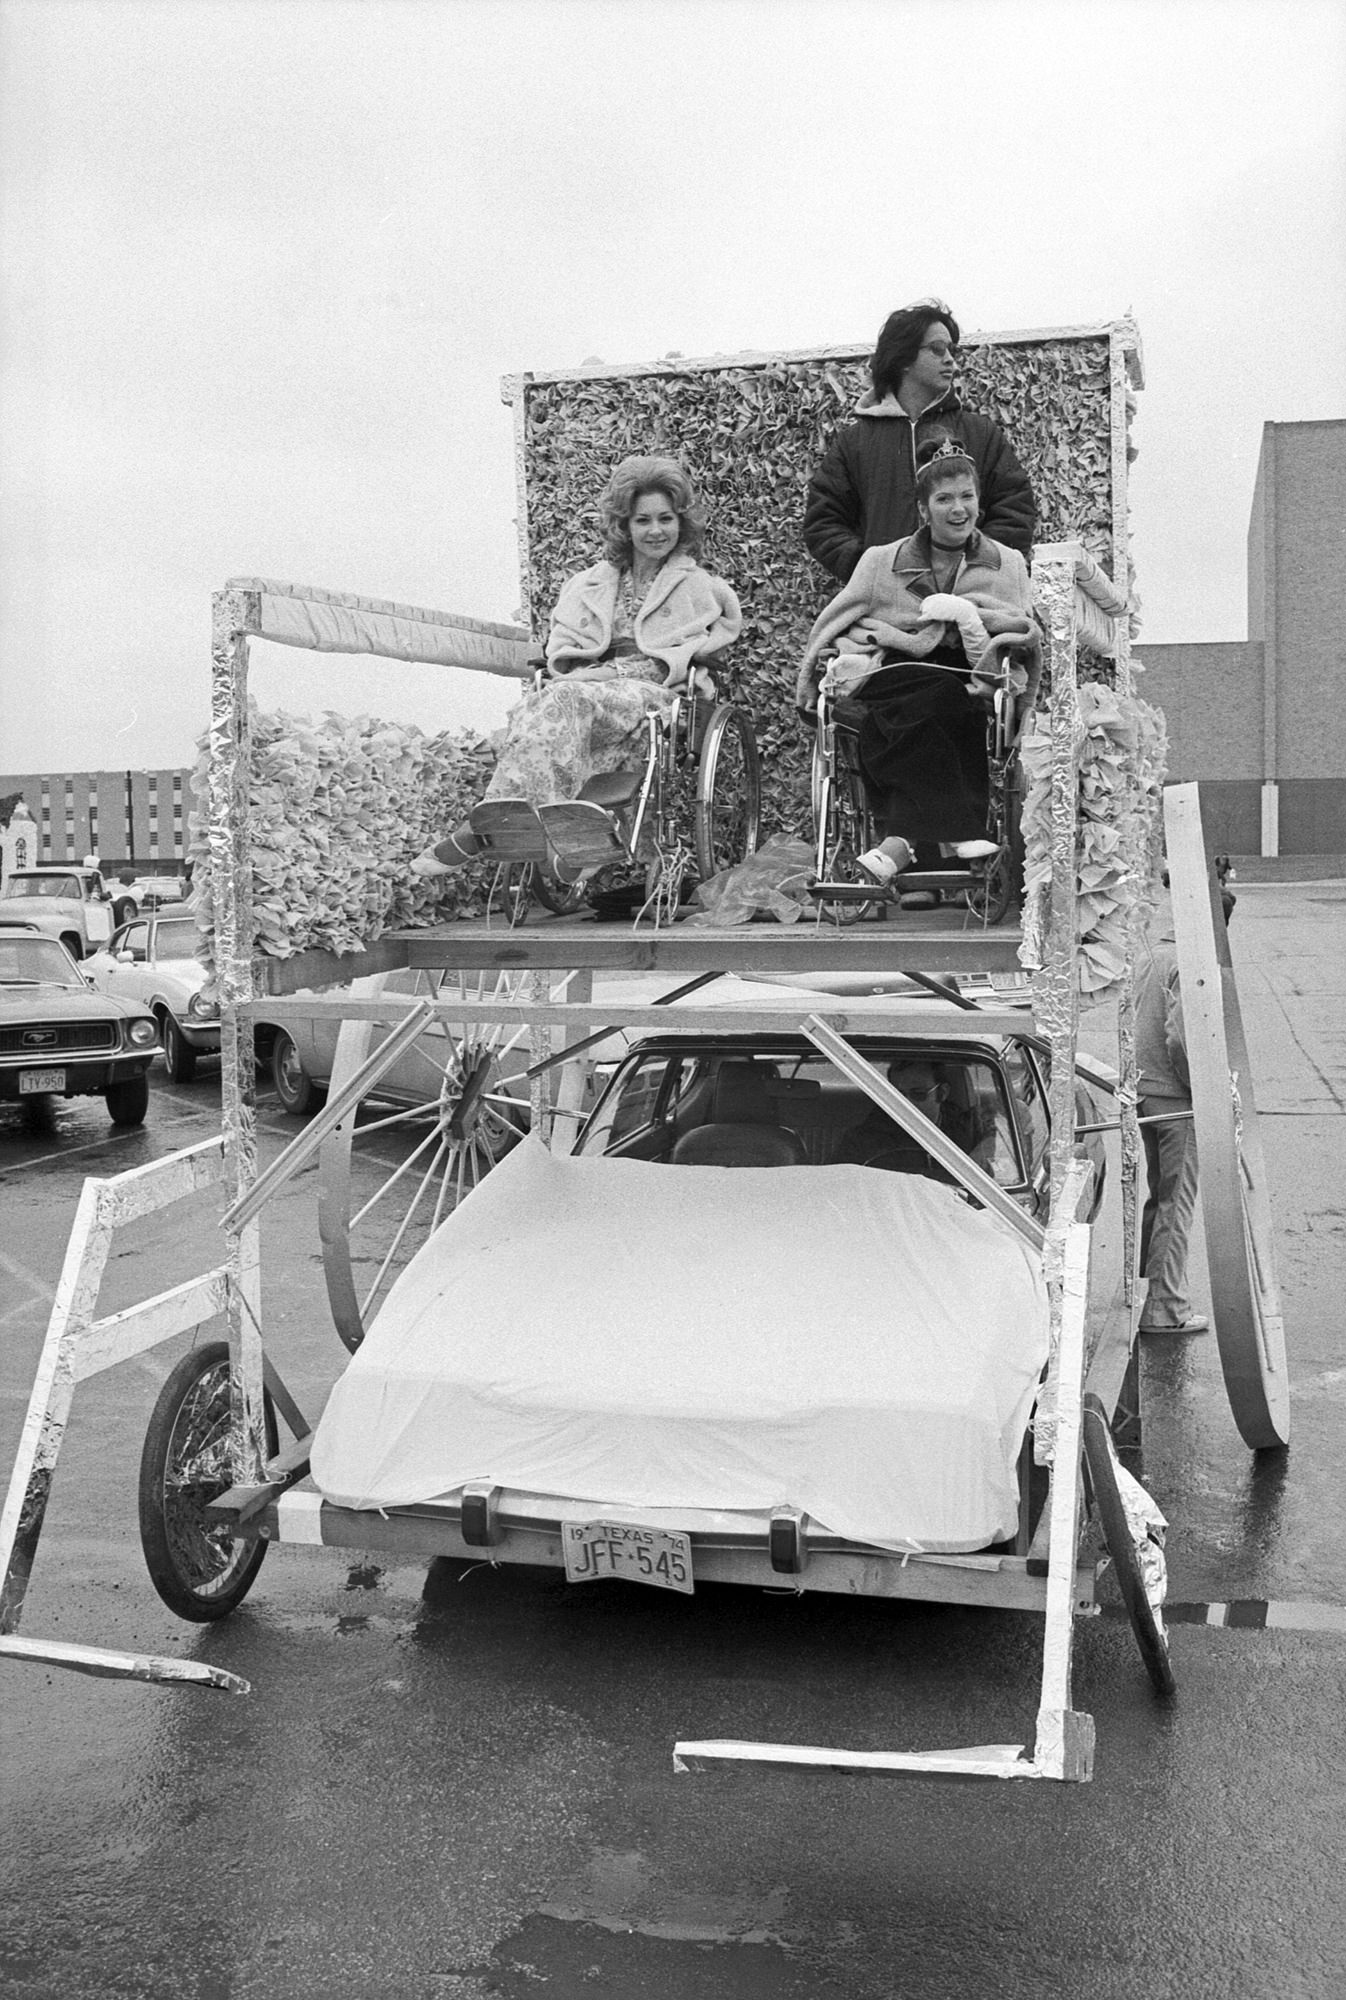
[310,1134,1050,1555]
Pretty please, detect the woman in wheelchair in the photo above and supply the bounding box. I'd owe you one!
[414,455,741,879]
[795,433,1034,888]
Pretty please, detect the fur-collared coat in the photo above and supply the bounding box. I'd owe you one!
[547,553,742,681]
[794,528,1033,708]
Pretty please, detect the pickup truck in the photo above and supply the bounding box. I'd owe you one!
[0,866,119,960]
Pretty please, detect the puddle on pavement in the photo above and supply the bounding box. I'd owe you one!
[478,1911,846,1999]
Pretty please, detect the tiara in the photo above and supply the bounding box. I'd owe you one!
[919,436,973,473]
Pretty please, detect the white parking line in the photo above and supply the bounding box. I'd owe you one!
[0,1248,54,1320]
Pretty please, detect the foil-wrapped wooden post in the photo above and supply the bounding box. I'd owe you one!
[209,586,270,1484]
[1027,545,1084,1472]
[1110,319,1145,1307]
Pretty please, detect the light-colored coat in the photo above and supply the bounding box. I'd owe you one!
[547,554,742,683]
[795,530,1033,708]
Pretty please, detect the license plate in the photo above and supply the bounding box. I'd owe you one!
[19,1069,64,1094]
[562,1519,693,1594]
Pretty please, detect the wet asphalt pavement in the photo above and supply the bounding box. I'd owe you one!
[2,885,1345,1999]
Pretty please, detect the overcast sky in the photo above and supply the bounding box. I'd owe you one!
[2,0,1343,775]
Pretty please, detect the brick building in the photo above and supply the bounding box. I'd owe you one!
[0,768,197,871]
[1136,418,1346,857]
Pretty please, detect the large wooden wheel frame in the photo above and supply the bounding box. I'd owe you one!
[1165,784,1291,1449]
[317,969,532,1350]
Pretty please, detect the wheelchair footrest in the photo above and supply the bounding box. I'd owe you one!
[538,800,629,867]
[469,799,550,861]
[808,878,890,904]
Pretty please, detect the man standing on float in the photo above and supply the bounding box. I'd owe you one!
[803,298,1035,585]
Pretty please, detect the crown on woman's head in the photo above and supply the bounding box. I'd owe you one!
[921,436,973,470]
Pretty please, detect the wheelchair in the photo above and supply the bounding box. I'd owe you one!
[476,667,762,924]
[809,627,1042,926]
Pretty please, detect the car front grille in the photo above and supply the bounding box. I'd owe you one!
[0,1021,120,1056]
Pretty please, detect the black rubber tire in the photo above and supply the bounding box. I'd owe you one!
[524,860,590,919]
[61,933,83,961]
[105,1071,150,1126]
[270,1028,324,1116]
[161,1010,198,1085]
[694,706,761,882]
[138,1340,276,1622]
[1082,1393,1176,1697]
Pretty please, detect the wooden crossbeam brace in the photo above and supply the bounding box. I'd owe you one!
[0,1135,292,1695]
[0,1633,249,1695]
[1,1141,225,1635]
[220,997,437,1232]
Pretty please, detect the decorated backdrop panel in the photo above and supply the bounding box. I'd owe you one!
[512,332,1132,830]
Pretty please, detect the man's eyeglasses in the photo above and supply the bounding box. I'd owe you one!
[919,341,958,360]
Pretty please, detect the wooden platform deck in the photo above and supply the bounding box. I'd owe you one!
[252,909,1027,995]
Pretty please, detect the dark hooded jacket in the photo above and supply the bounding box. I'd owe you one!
[803,386,1036,584]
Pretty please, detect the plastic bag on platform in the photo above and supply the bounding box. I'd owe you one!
[686,833,816,927]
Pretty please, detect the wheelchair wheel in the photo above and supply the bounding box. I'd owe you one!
[964,758,1024,927]
[494,860,588,921]
[810,733,881,923]
[694,706,760,881]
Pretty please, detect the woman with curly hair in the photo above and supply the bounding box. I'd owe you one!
[415,455,740,876]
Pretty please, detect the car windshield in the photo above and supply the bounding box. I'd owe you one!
[6,873,81,900]
[153,920,200,960]
[0,937,80,984]
[580,1045,1025,1184]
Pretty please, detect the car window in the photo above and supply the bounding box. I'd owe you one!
[1003,1044,1051,1175]
[582,1053,685,1150]
[122,922,151,961]
[8,874,81,900]
[0,937,79,983]
[153,920,199,961]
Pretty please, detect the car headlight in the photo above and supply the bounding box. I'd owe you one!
[127,1017,158,1047]
[187,992,220,1021]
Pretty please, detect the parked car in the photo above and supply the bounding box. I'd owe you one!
[0,933,159,1125]
[127,875,189,912]
[85,913,218,1084]
[0,866,119,960]
[265,969,532,1123]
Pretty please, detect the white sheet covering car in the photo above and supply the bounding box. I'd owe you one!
[311,1136,1049,1552]
[310,995,1108,1574]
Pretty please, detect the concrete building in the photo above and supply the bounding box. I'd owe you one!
[0,767,196,871]
[1136,418,1346,858]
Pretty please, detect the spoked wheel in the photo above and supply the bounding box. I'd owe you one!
[1082,1393,1176,1696]
[810,734,881,926]
[139,1339,276,1622]
[694,705,760,882]
[318,969,532,1350]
